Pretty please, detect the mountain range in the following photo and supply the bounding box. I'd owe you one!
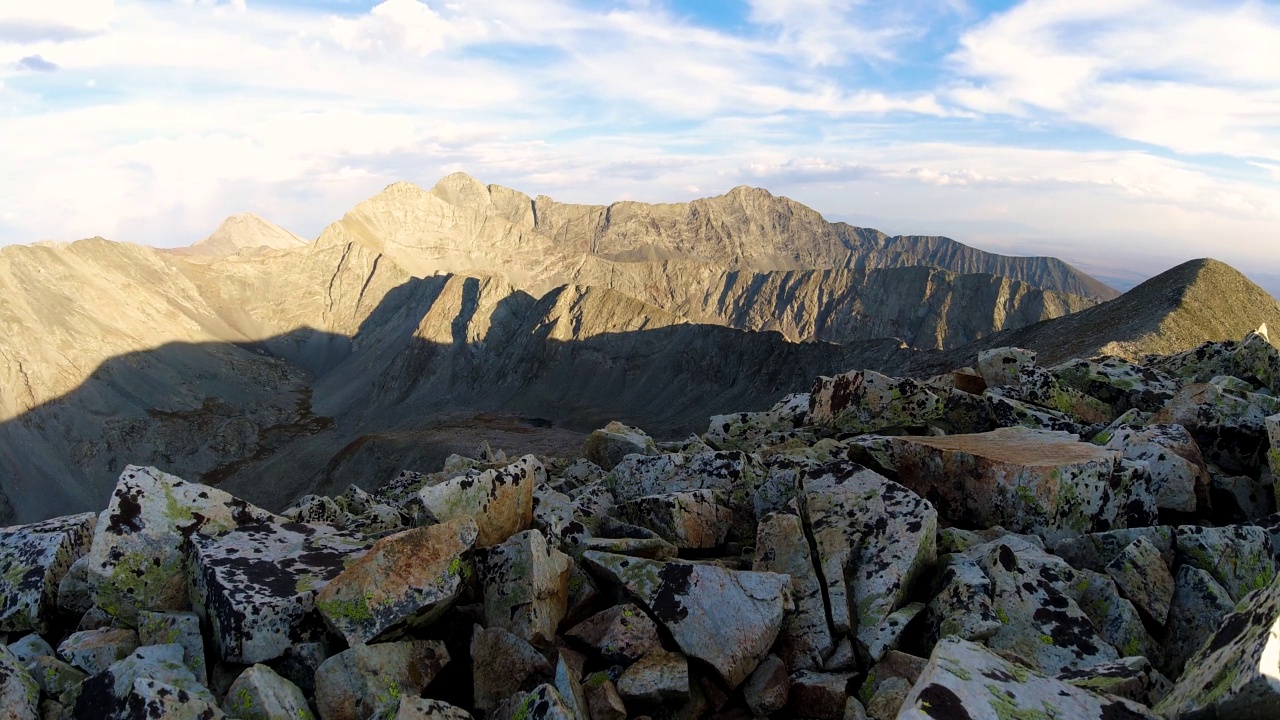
[1,173,1277,523]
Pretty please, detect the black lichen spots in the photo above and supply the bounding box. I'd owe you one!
[916,683,973,720]
[998,545,1018,572]
[649,563,694,624]
[107,487,145,534]
[1033,603,1101,658]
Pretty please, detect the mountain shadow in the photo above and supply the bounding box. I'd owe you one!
[0,274,912,524]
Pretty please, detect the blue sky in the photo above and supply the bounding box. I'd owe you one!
[2,0,1279,291]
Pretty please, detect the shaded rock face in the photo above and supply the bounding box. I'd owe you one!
[12,327,1280,720]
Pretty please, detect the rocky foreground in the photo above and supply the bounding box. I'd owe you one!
[6,328,1280,719]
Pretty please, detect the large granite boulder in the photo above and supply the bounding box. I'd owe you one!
[222,663,313,720]
[617,490,732,549]
[476,529,572,647]
[583,551,789,688]
[416,455,542,547]
[1152,380,1280,475]
[69,644,215,720]
[893,427,1155,543]
[896,637,1158,719]
[190,521,372,663]
[314,640,451,720]
[565,603,658,666]
[85,466,281,622]
[584,422,659,470]
[809,369,946,434]
[754,503,835,670]
[1101,424,1210,513]
[798,461,937,662]
[1050,355,1179,414]
[316,519,478,645]
[0,645,38,720]
[1156,571,1280,719]
[1162,565,1236,678]
[1174,523,1275,602]
[0,512,95,634]
[471,625,552,712]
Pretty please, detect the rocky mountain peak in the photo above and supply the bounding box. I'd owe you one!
[181,212,307,257]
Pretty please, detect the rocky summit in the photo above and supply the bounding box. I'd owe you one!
[5,325,1280,719]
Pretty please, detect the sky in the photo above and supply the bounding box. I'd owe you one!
[2,0,1279,293]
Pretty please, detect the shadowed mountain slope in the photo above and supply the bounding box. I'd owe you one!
[907,259,1280,374]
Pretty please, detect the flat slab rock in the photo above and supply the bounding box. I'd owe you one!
[86,465,281,622]
[892,426,1153,543]
[897,637,1159,720]
[583,551,789,689]
[190,521,372,664]
[0,512,96,634]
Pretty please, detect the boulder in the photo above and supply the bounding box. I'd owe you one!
[190,521,372,663]
[1152,381,1280,475]
[85,466,281,622]
[476,529,572,647]
[0,645,38,720]
[799,461,937,661]
[1049,526,1174,573]
[57,627,139,675]
[1104,536,1174,624]
[377,698,475,720]
[753,504,835,670]
[618,490,732,549]
[1056,656,1168,706]
[583,552,789,688]
[1050,356,1179,414]
[416,455,542,547]
[69,644,213,720]
[532,486,590,556]
[553,651,589,720]
[137,610,207,682]
[977,347,1037,388]
[1175,524,1275,601]
[705,394,808,453]
[7,633,53,664]
[56,555,94,616]
[896,637,1158,719]
[313,640,451,720]
[26,654,86,698]
[926,554,1001,643]
[1101,423,1210,512]
[470,626,551,712]
[222,663,312,720]
[584,422,658,470]
[492,684,576,720]
[969,538,1119,674]
[604,451,761,505]
[316,519,478,645]
[0,512,96,634]
[893,426,1154,543]
[742,654,789,717]
[1162,565,1237,678]
[565,603,658,666]
[808,370,946,434]
[1156,572,1280,719]
[786,671,854,720]
[583,673,627,720]
[616,646,689,703]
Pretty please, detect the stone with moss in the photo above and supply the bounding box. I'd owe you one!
[0,511,96,634]
[897,637,1159,720]
[137,610,207,683]
[56,627,139,675]
[417,455,542,548]
[221,664,312,720]
[189,520,371,664]
[564,602,657,666]
[314,640,450,720]
[492,683,576,720]
[68,644,215,719]
[85,466,282,623]
[1156,570,1280,718]
[0,644,39,720]
[1161,565,1237,679]
[583,550,789,689]
[316,519,477,646]
[1174,523,1276,602]
[476,529,572,648]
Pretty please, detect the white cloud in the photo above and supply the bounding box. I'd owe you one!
[0,0,116,41]
[949,0,1280,160]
